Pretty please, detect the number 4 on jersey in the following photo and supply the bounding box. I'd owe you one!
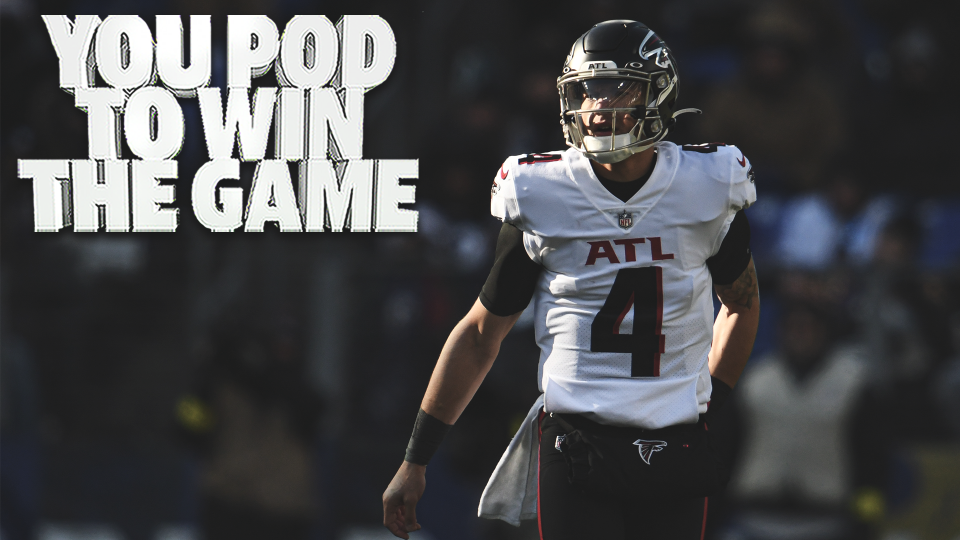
[590,267,665,377]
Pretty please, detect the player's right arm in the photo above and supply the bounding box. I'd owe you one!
[384,156,540,538]
[382,301,522,539]
[422,300,524,422]
[383,220,541,538]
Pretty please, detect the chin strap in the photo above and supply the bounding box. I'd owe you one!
[672,108,702,119]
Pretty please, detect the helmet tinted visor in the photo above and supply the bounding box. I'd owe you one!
[565,78,647,111]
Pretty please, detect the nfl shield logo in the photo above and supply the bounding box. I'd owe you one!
[618,210,633,229]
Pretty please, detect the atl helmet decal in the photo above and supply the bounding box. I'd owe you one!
[633,439,667,465]
[579,60,617,71]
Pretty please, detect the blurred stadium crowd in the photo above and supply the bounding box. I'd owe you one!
[2,0,959,539]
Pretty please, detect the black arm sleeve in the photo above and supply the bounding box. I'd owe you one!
[479,223,544,316]
[706,210,752,285]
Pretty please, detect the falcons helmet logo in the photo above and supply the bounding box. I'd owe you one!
[633,439,667,465]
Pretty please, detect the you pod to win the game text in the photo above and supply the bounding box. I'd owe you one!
[18,15,418,233]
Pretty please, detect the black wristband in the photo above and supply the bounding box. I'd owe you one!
[708,376,733,412]
[404,408,453,466]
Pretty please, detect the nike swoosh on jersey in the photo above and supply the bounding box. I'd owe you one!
[500,165,509,179]
[737,151,747,168]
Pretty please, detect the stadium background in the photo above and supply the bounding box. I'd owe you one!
[2,1,959,539]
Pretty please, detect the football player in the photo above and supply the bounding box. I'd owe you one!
[383,20,759,539]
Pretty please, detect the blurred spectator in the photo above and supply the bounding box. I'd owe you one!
[699,2,846,192]
[853,216,959,444]
[856,217,931,385]
[727,302,885,540]
[775,164,896,271]
[176,313,322,540]
[854,217,933,448]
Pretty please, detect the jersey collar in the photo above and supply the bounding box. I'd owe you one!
[563,142,678,231]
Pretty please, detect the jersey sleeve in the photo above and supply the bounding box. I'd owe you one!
[707,145,758,258]
[728,146,757,213]
[490,158,522,226]
[479,223,544,316]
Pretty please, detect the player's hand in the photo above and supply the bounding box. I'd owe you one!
[382,461,426,539]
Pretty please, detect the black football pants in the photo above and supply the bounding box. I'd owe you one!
[537,412,709,540]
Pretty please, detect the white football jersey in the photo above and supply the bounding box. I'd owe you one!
[491,141,756,429]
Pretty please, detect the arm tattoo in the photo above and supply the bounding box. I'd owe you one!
[716,261,758,310]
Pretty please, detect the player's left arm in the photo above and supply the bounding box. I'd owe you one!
[708,256,759,388]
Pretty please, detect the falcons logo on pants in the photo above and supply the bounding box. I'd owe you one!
[633,439,667,465]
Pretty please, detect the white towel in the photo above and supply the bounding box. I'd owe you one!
[477,395,543,526]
